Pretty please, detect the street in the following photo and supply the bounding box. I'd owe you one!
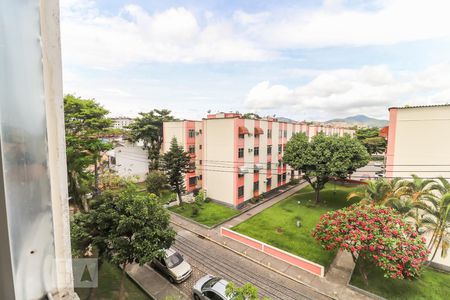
[166,225,332,300]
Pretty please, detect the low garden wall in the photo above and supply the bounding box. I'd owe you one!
[220,227,325,277]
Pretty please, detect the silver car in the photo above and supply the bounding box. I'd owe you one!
[152,248,192,283]
[193,275,231,300]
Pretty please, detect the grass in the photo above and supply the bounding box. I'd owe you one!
[75,262,151,300]
[350,262,450,300]
[232,183,360,268]
[169,201,240,227]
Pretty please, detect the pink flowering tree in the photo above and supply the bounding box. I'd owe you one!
[312,204,429,285]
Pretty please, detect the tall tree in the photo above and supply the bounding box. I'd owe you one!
[283,133,369,203]
[355,127,387,155]
[127,109,175,171]
[71,182,176,300]
[161,138,191,204]
[64,94,112,211]
[313,204,428,286]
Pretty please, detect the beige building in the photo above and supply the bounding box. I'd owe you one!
[384,104,450,179]
[163,113,354,207]
[112,117,134,129]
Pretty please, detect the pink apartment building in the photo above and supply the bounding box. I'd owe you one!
[163,113,354,208]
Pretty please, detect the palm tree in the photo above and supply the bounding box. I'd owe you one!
[395,174,438,231]
[347,177,402,206]
[420,177,450,263]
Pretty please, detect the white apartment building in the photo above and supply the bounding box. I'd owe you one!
[112,117,134,129]
[383,104,450,180]
[163,113,354,208]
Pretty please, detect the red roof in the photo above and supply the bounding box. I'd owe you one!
[379,126,389,139]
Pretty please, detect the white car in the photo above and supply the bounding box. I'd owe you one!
[152,248,192,283]
[193,275,231,300]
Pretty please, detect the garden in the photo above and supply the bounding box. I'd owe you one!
[169,198,239,227]
[232,183,360,268]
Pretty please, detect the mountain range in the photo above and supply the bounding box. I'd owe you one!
[325,115,388,127]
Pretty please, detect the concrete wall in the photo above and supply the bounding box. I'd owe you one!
[388,106,450,179]
[203,119,235,205]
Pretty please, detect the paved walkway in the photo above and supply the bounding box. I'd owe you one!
[170,182,373,300]
[126,263,189,300]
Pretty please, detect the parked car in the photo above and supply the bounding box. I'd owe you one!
[374,161,383,167]
[152,248,192,283]
[193,275,230,300]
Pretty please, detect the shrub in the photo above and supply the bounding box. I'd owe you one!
[312,204,429,285]
[204,197,212,203]
[146,171,168,195]
[290,178,300,185]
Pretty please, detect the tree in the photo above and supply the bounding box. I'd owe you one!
[284,133,369,203]
[71,182,176,300]
[347,178,402,206]
[420,177,450,262]
[127,109,175,171]
[225,282,269,300]
[146,170,168,195]
[161,138,191,204]
[312,204,428,286]
[64,94,112,211]
[355,127,387,155]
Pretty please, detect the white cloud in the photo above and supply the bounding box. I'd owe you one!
[244,63,450,119]
[60,1,272,68]
[247,0,450,48]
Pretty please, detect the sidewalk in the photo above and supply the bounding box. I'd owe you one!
[126,263,189,300]
[170,182,373,299]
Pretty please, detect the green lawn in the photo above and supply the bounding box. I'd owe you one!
[169,201,240,227]
[350,262,450,300]
[75,262,151,300]
[232,183,360,268]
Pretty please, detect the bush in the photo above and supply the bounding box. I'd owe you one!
[250,195,263,204]
[204,197,212,203]
[191,205,199,216]
[145,171,168,195]
[192,188,201,196]
[290,178,300,185]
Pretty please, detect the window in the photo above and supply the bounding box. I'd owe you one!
[279,129,283,137]
[254,169,259,174]
[267,162,271,170]
[282,173,287,181]
[267,129,272,138]
[278,144,282,154]
[283,144,286,151]
[189,177,197,186]
[199,129,202,134]
[199,144,202,150]
[189,145,195,154]
[266,178,272,187]
[284,130,287,138]
[204,291,223,300]
[238,186,244,198]
[238,173,244,178]
[267,145,272,155]
[239,133,245,139]
[188,129,195,138]
[253,181,259,192]
[277,174,282,182]
[199,160,202,165]
[238,148,244,158]
[254,147,259,156]
[198,175,202,180]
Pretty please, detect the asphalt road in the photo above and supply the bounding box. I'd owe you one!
[162,225,332,300]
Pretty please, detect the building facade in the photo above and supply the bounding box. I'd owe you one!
[112,117,134,129]
[163,113,354,207]
[383,104,450,180]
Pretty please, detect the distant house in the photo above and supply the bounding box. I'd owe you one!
[107,144,148,181]
[111,117,133,130]
[382,104,450,180]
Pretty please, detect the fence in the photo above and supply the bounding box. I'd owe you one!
[220,227,325,277]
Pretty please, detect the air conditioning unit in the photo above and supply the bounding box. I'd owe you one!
[238,166,250,174]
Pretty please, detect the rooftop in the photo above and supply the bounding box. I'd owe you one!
[389,103,450,110]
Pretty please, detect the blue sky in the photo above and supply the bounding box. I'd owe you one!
[61,0,450,121]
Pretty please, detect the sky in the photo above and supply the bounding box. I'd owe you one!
[61,0,450,121]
